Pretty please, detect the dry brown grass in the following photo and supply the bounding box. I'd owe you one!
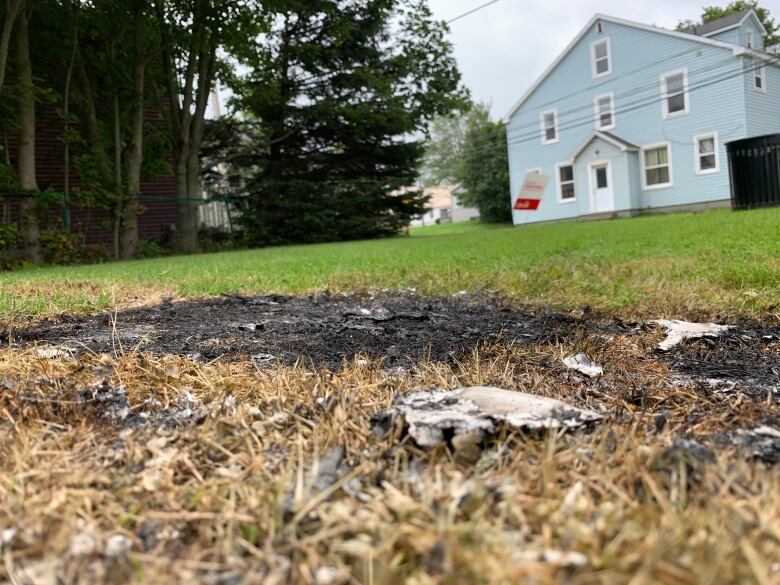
[0,327,779,584]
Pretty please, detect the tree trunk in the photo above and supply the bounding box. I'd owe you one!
[121,6,146,260]
[111,93,122,260]
[63,8,78,232]
[158,0,212,253]
[0,0,25,92]
[16,7,39,262]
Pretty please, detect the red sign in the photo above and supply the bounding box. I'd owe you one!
[513,171,550,212]
[514,198,541,210]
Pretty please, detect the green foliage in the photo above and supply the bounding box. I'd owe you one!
[198,227,240,253]
[677,1,779,47]
[459,116,511,223]
[221,0,467,246]
[136,238,168,259]
[421,103,490,186]
[40,228,84,265]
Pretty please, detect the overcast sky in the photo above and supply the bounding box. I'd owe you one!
[427,0,780,119]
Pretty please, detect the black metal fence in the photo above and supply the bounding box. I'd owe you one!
[727,134,780,210]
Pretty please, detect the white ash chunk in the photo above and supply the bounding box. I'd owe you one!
[375,386,601,448]
[651,319,731,351]
[562,354,603,377]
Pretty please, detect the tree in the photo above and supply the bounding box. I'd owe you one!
[421,102,489,186]
[15,3,39,261]
[156,0,255,253]
[458,115,511,223]
[0,0,26,92]
[225,0,467,246]
[678,1,779,49]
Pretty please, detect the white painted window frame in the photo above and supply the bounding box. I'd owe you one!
[593,92,616,131]
[660,68,690,119]
[555,162,576,203]
[753,57,767,93]
[746,30,754,48]
[693,132,720,176]
[540,108,559,145]
[590,37,612,78]
[641,141,673,190]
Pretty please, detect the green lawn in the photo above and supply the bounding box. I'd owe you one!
[3,207,780,319]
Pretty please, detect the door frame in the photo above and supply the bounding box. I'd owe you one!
[588,159,615,213]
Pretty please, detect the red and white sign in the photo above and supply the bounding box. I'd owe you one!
[513,172,549,211]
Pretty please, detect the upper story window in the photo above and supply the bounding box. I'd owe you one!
[661,68,689,119]
[746,31,754,48]
[591,38,611,78]
[753,58,766,92]
[540,109,558,145]
[594,92,615,130]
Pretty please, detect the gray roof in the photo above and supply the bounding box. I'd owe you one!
[598,131,639,151]
[691,10,751,36]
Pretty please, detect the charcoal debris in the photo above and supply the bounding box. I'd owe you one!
[373,386,601,448]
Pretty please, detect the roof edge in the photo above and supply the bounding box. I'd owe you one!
[700,10,768,38]
[570,131,639,161]
[504,13,743,122]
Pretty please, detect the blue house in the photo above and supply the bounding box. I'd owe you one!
[505,10,779,225]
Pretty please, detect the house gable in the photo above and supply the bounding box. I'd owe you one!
[505,13,747,121]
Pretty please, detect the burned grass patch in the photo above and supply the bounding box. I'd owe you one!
[15,292,591,369]
[2,294,780,583]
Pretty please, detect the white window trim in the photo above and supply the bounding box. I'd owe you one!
[641,141,674,191]
[746,30,754,49]
[693,132,720,175]
[593,92,616,131]
[555,162,576,203]
[753,58,767,93]
[590,37,612,78]
[660,68,690,119]
[540,108,559,145]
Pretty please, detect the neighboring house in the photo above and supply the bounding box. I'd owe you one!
[505,10,779,225]
[451,184,481,223]
[410,183,480,226]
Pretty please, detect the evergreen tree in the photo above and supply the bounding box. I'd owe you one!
[228,0,468,245]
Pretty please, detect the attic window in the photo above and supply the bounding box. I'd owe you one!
[591,38,611,78]
[596,21,603,33]
[746,31,754,48]
[540,109,558,145]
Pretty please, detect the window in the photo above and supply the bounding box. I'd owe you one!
[596,21,603,34]
[661,69,689,118]
[746,31,754,48]
[694,132,719,175]
[593,93,615,130]
[556,163,575,202]
[540,109,558,144]
[591,38,611,78]
[753,58,766,92]
[641,143,673,189]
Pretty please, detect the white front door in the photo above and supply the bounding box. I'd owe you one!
[591,162,614,213]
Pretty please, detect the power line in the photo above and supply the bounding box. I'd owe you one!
[454,56,777,158]
[446,0,501,24]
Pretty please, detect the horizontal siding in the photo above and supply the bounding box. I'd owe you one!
[507,19,750,224]
[2,105,178,245]
[744,56,780,136]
